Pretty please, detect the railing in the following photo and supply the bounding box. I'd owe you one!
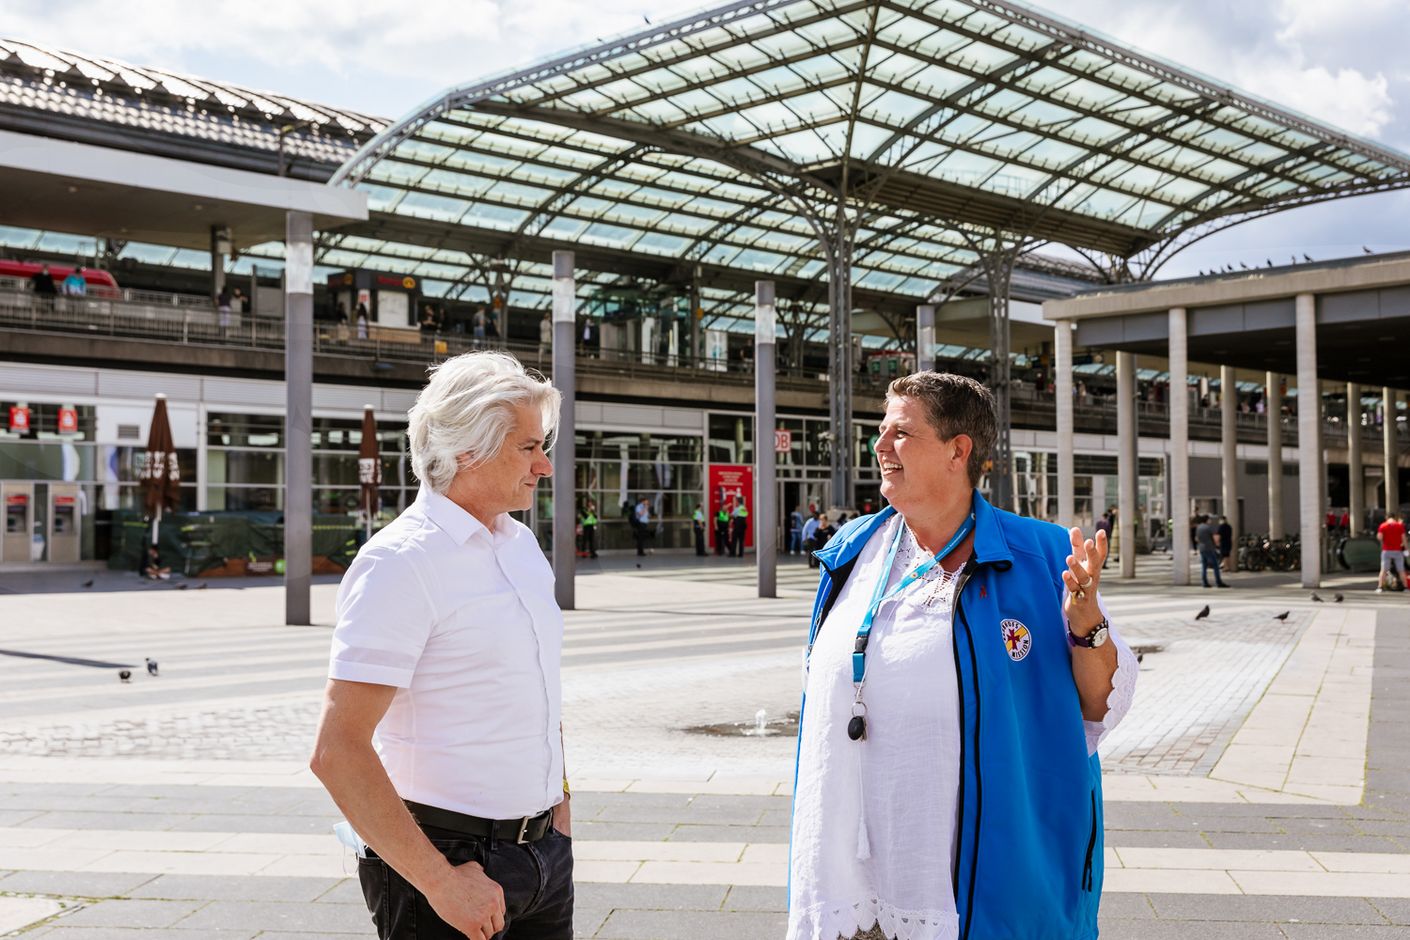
[7,284,1408,447]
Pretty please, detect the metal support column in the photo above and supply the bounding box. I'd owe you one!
[1220,364,1239,562]
[552,251,577,611]
[1384,388,1398,516]
[1295,293,1320,588]
[825,236,854,509]
[1116,351,1137,580]
[1348,383,1363,536]
[755,281,777,599]
[916,305,936,373]
[1267,373,1283,539]
[1054,319,1074,525]
[986,254,1015,511]
[283,211,313,626]
[1169,309,1190,585]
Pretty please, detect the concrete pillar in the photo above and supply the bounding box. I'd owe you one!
[1267,373,1283,539]
[1384,387,1398,516]
[210,225,229,301]
[283,211,313,626]
[1220,364,1239,564]
[1169,308,1189,585]
[551,251,577,611]
[1295,293,1320,587]
[1054,319,1074,525]
[916,304,936,373]
[1348,383,1363,536]
[826,239,854,508]
[1116,351,1137,580]
[755,281,777,599]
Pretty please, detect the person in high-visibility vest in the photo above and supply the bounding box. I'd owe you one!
[692,505,707,556]
[730,500,749,557]
[714,504,730,556]
[579,500,599,559]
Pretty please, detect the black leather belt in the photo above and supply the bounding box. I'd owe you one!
[404,800,554,844]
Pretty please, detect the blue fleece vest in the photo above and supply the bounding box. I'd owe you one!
[795,491,1104,940]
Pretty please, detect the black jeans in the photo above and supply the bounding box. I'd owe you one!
[359,823,573,939]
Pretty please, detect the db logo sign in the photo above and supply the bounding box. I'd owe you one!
[774,429,792,453]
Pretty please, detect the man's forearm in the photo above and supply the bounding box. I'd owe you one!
[312,740,452,893]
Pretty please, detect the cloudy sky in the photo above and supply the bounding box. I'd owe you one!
[6,0,1408,279]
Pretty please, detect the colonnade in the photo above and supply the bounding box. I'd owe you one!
[1049,293,1400,589]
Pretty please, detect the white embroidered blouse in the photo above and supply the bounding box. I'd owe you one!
[787,515,1137,940]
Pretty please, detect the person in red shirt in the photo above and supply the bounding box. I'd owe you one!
[1377,513,1406,592]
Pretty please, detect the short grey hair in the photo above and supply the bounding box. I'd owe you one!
[885,371,997,486]
[408,351,562,493]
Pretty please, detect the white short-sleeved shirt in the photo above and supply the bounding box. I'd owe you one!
[328,487,564,820]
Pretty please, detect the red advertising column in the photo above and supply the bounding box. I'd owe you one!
[707,464,753,551]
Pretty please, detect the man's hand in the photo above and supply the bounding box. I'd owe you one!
[553,796,572,839]
[424,860,505,940]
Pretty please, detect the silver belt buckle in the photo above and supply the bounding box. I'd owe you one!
[515,815,533,844]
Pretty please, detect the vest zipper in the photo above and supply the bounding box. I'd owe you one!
[951,559,982,940]
[1082,788,1098,892]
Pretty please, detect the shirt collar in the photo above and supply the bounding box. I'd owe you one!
[419,486,500,545]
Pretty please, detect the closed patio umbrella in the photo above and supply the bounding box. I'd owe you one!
[358,405,381,540]
[139,393,181,545]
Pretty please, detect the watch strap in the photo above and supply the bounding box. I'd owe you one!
[1068,617,1109,648]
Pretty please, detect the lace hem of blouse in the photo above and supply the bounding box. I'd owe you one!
[790,898,959,940]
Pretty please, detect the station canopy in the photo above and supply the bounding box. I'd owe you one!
[329,0,1410,327]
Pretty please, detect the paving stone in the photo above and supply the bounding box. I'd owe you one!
[124,875,345,903]
[574,905,612,939]
[1148,895,1388,925]
[1098,921,1284,940]
[1104,828,1210,848]
[1095,894,1157,920]
[569,821,676,843]
[29,928,257,939]
[1278,927,1410,939]
[176,813,340,834]
[0,872,156,898]
[312,879,366,905]
[722,885,786,912]
[594,909,787,939]
[576,883,727,911]
[666,823,790,843]
[1369,899,1410,926]
[1201,831,1404,852]
[16,811,202,831]
[172,900,374,933]
[57,899,205,930]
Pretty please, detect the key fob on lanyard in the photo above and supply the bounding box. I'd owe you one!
[847,714,867,741]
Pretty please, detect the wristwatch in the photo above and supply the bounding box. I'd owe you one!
[1068,616,1110,648]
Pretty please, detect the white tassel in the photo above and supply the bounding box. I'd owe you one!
[856,748,872,860]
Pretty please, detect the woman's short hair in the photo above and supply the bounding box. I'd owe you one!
[408,351,561,493]
[885,372,997,486]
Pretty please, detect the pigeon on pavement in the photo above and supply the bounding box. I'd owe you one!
[81,579,94,588]
[195,583,207,590]
[176,583,189,590]
[146,658,159,677]
[1274,611,1291,621]
[1195,605,1210,620]
[1311,593,1324,602]
[1335,593,1344,603]
[118,669,132,683]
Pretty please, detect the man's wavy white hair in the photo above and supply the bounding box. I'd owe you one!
[408,351,561,493]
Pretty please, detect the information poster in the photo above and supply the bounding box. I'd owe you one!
[707,464,753,551]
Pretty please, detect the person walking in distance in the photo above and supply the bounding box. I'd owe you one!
[1217,515,1234,573]
[1094,507,1113,569]
[633,497,652,556]
[789,505,804,555]
[714,503,731,556]
[692,504,707,556]
[310,352,574,940]
[730,498,750,557]
[579,499,599,559]
[1377,511,1406,593]
[1195,513,1228,588]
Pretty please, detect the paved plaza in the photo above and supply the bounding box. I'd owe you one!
[0,555,1408,939]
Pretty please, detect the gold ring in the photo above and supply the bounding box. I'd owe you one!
[1075,589,1087,600]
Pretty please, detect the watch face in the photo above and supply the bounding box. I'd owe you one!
[1090,623,1110,647]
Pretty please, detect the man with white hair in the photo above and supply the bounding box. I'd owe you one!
[311,351,573,940]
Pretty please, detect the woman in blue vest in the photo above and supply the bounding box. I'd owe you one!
[789,372,1137,940]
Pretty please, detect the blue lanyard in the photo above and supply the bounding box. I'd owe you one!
[851,513,975,685]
